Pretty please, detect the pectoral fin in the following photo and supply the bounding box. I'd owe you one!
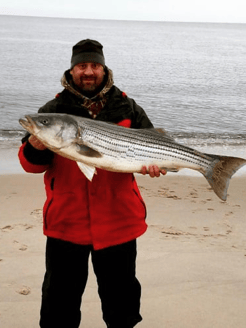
[76,144,102,158]
[76,162,97,181]
[163,167,179,173]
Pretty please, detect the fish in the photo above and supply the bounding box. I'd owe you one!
[19,113,246,201]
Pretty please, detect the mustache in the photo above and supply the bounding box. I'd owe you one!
[81,77,96,80]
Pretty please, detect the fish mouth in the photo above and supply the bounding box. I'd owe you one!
[19,115,36,133]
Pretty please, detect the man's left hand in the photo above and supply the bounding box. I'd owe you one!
[140,165,167,178]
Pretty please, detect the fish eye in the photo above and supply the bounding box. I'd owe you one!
[40,118,50,125]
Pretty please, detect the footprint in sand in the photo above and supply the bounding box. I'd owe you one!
[225,211,234,217]
[1,225,14,231]
[190,191,198,198]
[19,245,28,251]
[23,224,34,230]
[13,240,28,251]
[166,195,181,200]
[188,226,197,230]
[16,286,31,295]
[30,209,43,223]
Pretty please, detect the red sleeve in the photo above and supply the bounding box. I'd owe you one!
[117,119,131,128]
[18,142,50,173]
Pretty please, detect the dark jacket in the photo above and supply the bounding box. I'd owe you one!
[18,83,153,250]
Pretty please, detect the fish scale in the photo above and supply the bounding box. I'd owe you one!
[19,113,246,201]
[80,119,213,168]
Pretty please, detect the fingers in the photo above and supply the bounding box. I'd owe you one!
[148,165,161,177]
[141,166,148,175]
[159,168,167,176]
[141,165,166,178]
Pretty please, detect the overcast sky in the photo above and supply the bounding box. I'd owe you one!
[1,0,246,23]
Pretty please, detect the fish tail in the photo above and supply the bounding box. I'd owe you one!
[203,156,246,201]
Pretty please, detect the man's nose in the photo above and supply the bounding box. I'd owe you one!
[84,65,94,75]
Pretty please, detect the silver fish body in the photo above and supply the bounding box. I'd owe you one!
[19,113,246,201]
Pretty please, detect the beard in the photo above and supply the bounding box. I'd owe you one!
[69,66,106,98]
[75,77,105,98]
[80,78,98,91]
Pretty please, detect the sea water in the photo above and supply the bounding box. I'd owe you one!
[0,15,245,174]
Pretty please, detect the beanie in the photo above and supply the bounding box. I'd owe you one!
[71,39,105,68]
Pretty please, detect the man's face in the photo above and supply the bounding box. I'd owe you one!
[70,62,105,93]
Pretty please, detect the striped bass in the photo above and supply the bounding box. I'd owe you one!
[19,113,246,201]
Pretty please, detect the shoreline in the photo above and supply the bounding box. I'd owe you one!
[1,143,246,176]
[1,173,246,327]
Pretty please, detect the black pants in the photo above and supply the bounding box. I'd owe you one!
[39,237,142,328]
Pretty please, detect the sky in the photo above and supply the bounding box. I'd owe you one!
[1,0,246,23]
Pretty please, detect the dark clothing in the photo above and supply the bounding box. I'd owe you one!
[38,84,153,130]
[40,237,142,328]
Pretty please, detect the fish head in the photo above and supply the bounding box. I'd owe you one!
[19,114,80,150]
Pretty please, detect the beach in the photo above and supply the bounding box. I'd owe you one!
[1,170,246,328]
[1,14,246,327]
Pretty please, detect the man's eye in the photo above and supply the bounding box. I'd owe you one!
[92,63,100,69]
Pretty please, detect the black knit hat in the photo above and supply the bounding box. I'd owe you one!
[71,39,105,68]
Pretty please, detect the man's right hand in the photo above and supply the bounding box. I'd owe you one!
[28,135,47,150]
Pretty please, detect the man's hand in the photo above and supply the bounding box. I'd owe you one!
[28,135,47,150]
[141,165,166,178]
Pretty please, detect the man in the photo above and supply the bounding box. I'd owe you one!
[18,39,166,328]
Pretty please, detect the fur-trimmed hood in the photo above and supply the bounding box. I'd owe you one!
[61,67,114,101]
[60,67,114,118]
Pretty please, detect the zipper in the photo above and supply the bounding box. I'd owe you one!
[44,178,55,229]
[50,177,55,190]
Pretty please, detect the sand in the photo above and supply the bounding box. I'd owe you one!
[1,172,246,328]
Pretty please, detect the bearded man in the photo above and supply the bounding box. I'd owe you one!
[19,39,166,328]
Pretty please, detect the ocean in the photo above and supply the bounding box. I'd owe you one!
[0,15,246,173]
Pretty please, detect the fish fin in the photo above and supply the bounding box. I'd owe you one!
[203,156,246,201]
[76,162,97,181]
[155,128,169,135]
[164,168,179,173]
[145,128,175,142]
[76,144,102,158]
